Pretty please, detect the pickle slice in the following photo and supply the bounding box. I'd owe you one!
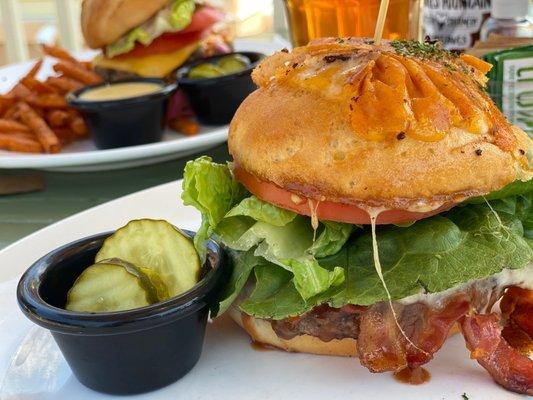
[101,258,170,303]
[96,219,201,297]
[66,262,155,312]
[218,54,251,73]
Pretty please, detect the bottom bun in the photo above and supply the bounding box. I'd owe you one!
[229,306,461,358]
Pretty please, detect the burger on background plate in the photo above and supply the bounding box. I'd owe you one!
[181,38,533,394]
[81,0,232,80]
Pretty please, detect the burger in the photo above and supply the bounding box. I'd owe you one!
[81,0,232,80]
[181,38,533,394]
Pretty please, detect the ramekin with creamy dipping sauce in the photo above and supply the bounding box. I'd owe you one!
[67,78,177,149]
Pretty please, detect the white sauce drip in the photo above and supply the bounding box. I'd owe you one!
[392,196,469,213]
[362,206,430,356]
[308,199,320,242]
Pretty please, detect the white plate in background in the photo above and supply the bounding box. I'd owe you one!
[0,38,287,172]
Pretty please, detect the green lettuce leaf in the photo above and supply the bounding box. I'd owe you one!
[330,204,531,306]
[281,257,344,301]
[239,262,343,319]
[217,216,345,300]
[241,204,532,319]
[182,158,532,320]
[470,179,533,202]
[106,0,195,57]
[107,27,152,58]
[467,180,533,241]
[170,0,196,29]
[216,249,264,316]
[517,195,533,239]
[495,194,532,239]
[309,221,354,258]
[181,156,247,260]
[225,196,296,226]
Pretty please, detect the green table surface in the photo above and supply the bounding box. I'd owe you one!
[0,144,230,250]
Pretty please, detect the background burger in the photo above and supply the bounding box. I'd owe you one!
[182,38,533,394]
[81,0,232,81]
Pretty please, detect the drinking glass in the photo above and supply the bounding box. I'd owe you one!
[283,0,422,47]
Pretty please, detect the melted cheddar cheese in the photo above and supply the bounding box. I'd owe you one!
[252,38,512,147]
[92,43,199,78]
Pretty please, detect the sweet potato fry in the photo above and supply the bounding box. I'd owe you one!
[53,127,76,144]
[0,48,100,153]
[21,77,56,94]
[33,107,44,118]
[0,119,30,133]
[53,60,102,85]
[46,110,70,127]
[0,132,42,153]
[80,61,93,70]
[46,76,83,93]
[70,117,87,137]
[27,93,68,109]
[42,44,77,63]
[168,117,200,136]
[9,83,32,100]
[22,59,43,80]
[0,129,35,141]
[11,132,36,141]
[66,108,82,119]
[0,96,16,117]
[3,104,20,120]
[16,102,60,153]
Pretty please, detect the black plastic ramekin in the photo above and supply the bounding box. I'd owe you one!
[17,230,225,395]
[176,52,265,125]
[66,78,177,149]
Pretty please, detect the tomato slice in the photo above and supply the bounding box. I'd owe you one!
[114,31,202,60]
[233,166,456,225]
[180,6,224,34]
[113,6,224,60]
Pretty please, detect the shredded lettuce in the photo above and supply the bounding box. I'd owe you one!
[106,0,196,58]
[181,157,533,319]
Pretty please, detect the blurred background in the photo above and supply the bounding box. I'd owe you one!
[1,0,531,65]
[0,0,286,65]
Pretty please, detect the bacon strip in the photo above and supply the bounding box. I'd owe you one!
[357,302,407,371]
[461,313,533,395]
[268,286,533,394]
[404,296,470,367]
[501,287,533,337]
[357,296,469,372]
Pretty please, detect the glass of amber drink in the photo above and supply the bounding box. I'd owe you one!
[283,0,422,47]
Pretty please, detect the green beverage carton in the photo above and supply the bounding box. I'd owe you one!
[484,45,533,137]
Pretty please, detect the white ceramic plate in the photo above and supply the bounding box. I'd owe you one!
[0,38,287,172]
[0,182,525,400]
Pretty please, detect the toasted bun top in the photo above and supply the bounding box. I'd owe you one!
[81,0,169,49]
[229,38,532,207]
